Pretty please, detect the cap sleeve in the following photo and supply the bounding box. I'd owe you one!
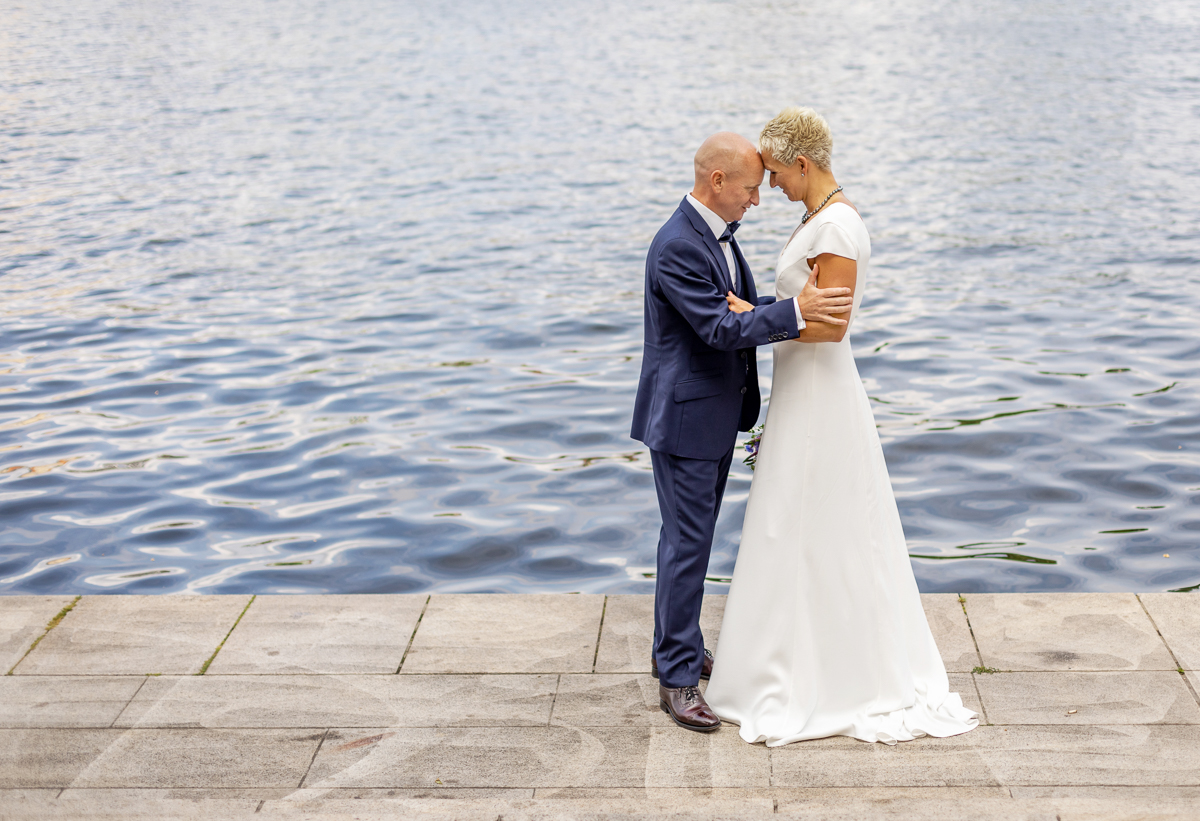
[809,221,859,261]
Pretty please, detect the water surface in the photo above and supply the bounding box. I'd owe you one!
[2,0,1198,594]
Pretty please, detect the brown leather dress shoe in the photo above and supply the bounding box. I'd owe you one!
[651,648,713,681]
[659,684,721,732]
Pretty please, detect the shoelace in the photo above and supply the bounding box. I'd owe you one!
[680,686,701,703]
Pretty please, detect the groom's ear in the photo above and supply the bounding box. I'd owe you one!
[710,169,726,192]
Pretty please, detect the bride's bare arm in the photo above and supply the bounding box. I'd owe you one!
[797,253,856,343]
[725,265,854,323]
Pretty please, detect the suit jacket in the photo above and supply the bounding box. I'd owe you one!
[631,197,801,459]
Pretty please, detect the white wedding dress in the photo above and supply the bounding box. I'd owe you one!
[705,203,978,746]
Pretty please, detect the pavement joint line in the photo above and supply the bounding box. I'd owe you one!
[298,728,329,789]
[5,594,81,675]
[14,668,1193,675]
[197,595,255,676]
[958,593,987,670]
[1137,593,1200,709]
[969,671,992,725]
[30,784,1200,791]
[547,674,562,725]
[396,594,430,674]
[958,594,992,724]
[109,674,151,728]
[2,670,704,676]
[591,595,608,674]
[9,720,1200,729]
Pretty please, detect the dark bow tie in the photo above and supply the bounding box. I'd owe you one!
[718,222,740,243]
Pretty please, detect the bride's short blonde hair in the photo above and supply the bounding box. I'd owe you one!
[759,107,833,170]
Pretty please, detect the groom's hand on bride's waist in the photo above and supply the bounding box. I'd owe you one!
[797,264,852,325]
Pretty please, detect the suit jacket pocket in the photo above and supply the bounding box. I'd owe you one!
[689,352,723,374]
[674,376,724,403]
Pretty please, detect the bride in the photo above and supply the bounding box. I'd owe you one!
[705,107,979,746]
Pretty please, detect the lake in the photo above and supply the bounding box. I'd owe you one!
[1,0,1198,594]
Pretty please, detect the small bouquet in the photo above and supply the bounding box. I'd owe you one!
[742,424,764,471]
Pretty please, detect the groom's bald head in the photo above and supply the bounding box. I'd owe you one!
[694,132,758,183]
[691,132,764,223]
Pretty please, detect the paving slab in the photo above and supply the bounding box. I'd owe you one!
[207,595,427,674]
[552,674,674,726]
[58,787,295,799]
[920,594,981,672]
[644,723,769,787]
[769,728,998,787]
[261,789,772,819]
[305,726,648,789]
[304,725,766,789]
[262,797,774,820]
[0,596,75,674]
[19,789,268,818]
[593,594,725,673]
[1140,593,1200,670]
[973,671,1200,725]
[770,787,1040,820]
[66,728,325,788]
[947,673,983,718]
[0,789,60,817]
[532,787,775,798]
[273,787,535,799]
[402,594,603,673]
[773,724,1200,788]
[1009,786,1200,820]
[982,724,1200,786]
[115,674,557,728]
[15,595,252,676]
[0,729,125,788]
[0,676,146,728]
[965,593,1175,671]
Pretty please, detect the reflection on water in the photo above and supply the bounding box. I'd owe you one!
[1,0,1198,594]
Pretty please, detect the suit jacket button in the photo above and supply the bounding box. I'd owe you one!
[740,386,747,395]
[740,351,747,360]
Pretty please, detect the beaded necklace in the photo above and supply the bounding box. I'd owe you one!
[801,186,844,225]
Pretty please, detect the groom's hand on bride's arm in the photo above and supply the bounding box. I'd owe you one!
[796,262,854,326]
[725,292,755,313]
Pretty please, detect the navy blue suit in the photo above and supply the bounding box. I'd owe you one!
[631,197,800,688]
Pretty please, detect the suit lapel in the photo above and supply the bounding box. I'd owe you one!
[678,198,734,293]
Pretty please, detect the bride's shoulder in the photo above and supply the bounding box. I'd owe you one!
[826,201,864,226]
[822,203,870,243]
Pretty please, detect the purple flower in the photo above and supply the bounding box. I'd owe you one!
[742,425,765,471]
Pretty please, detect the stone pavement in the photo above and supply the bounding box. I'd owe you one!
[1,592,1199,820]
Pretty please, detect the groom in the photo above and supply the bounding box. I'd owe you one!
[631,132,852,731]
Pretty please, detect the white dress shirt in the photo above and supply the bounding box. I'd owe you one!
[685,194,805,332]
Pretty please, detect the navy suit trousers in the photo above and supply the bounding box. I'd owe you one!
[650,445,734,688]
